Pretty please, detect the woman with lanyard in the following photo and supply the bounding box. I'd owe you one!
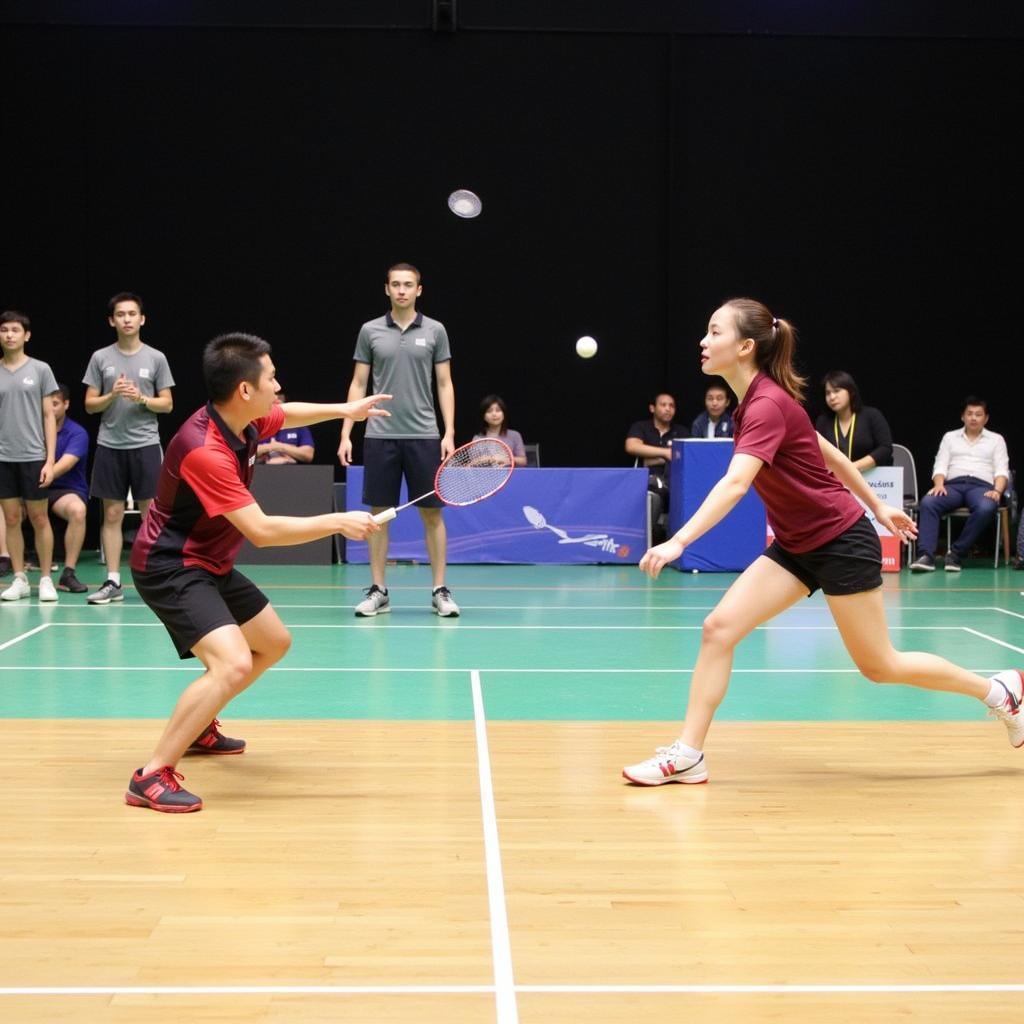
[815,370,893,471]
[623,298,1022,786]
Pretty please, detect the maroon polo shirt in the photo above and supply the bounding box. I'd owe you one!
[131,402,285,575]
[733,373,864,553]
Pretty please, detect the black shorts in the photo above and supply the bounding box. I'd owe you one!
[91,444,162,502]
[763,516,883,597]
[131,565,270,659]
[0,460,48,501]
[362,437,443,509]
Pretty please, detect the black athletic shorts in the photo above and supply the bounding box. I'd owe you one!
[90,444,162,502]
[362,437,444,509]
[0,460,48,501]
[131,565,270,659]
[763,515,883,597]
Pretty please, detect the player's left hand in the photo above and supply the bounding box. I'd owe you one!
[39,461,54,487]
[344,393,392,421]
[875,503,918,543]
[440,433,455,461]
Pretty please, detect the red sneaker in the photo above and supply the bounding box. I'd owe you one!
[125,766,202,812]
[188,718,246,755]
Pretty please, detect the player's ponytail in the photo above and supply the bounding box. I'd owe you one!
[725,298,806,403]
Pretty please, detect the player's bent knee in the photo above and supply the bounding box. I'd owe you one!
[701,612,740,650]
[857,659,895,684]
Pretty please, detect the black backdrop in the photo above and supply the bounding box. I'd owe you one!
[2,4,1021,497]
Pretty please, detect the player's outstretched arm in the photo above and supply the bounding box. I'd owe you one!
[223,503,380,548]
[281,393,392,429]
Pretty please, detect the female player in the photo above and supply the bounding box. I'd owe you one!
[623,298,1022,785]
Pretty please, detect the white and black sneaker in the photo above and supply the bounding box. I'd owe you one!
[431,586,460,617]
[88,579,124,605]
[988,670,1024,748]
[354,585,390,617]
[910,553,936,572]
[623,740,709,785]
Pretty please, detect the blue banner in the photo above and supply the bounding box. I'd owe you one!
[346,467,648,564]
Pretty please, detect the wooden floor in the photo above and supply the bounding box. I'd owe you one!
[1,562,1023,1021]
[3,719,1024,1022]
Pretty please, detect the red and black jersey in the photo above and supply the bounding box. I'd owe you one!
[131,402,285,576]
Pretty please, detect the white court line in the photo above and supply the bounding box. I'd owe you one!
[0,666,1005,674]
[470,670,518,1024]
[2,983,1023,996]
[0,623,49,652]
[961,627,1024,656]
[48,603,1009,612]
[35,623,978,631]
[992,606,1024,621]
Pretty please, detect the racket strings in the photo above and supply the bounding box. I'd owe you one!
[436,439,513,506]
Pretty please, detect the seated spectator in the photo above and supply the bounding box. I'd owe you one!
[256,392,314,464]
[815,370,892,471]
[474,394,527,467]
[910,396,1009,573]
[691,380,734,438]
[1013,509,1024,571]
[44,384,90,593]
[626,393,688,539]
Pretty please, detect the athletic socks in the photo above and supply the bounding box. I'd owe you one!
[984,672,1022,708]
[108,572,121,586]
[675,741,702,761]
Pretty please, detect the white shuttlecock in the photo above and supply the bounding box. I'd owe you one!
[448,189,482,218]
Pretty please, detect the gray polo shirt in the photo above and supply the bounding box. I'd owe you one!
[354,311,451,439]
[82,342,175,449]
[0,356,59,462]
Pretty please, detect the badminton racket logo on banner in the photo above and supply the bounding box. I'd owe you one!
[522,505,630,557]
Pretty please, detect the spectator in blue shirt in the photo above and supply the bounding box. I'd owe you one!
[257,392,315,464]
[46,383,90,593]
[691,380,734,438]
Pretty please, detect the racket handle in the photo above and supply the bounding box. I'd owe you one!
[372,507,397,525]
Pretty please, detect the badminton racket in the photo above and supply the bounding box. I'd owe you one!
[371,438,514,523]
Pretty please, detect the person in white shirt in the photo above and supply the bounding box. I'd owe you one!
[910,396,1009,573]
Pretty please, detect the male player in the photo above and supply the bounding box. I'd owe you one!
[46,384,91,593]
[338,263,459,617]
[126,332,389,813]
[83,292,175,604]
[0,310,59,602]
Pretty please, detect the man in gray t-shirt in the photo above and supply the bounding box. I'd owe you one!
[338,262,460,618]
[82,292,175,605]
[0,309,61,603]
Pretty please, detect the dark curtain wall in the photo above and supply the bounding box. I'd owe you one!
[1,20,1020,486]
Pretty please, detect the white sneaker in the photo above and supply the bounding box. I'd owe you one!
[1,575,30,601]
[38,576,58,602]
[622,740,709,785]
[988,670,1024,748]
[354,585,390,617]
[431,586,460,617]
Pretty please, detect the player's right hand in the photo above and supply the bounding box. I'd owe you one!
[336,511,380,540]
[337,437,353,467]
[638,538,684,580]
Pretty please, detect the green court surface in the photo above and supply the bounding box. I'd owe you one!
[1,561,1022,721]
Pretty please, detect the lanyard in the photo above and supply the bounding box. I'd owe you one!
[834,413,856,459]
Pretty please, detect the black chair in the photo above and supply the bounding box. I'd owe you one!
[523,443,541,467]
[891,443,919,563]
